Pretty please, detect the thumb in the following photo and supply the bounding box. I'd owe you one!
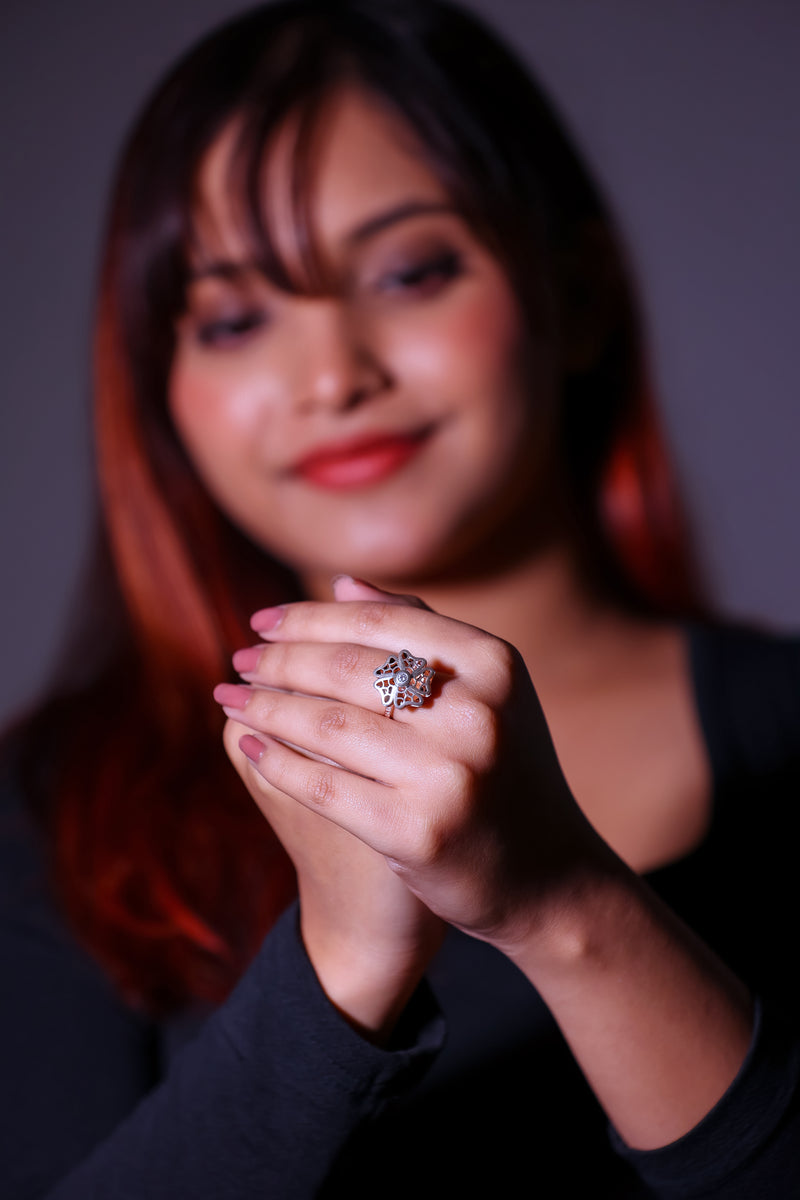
[331,575,431,610]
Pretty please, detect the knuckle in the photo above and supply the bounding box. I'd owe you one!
[316,704,347,739]
[329,643,362,685]
[268,640,291,678]
[454,693,488,733]
[408,814,456,871]
[472,705,503,767]
[401,762,472,869]
[493,636,519,676]
[270,752,300,799]
[250,689,277,722]
[449,694,501,766]
[418,821,449,867]
[352,601,392,639]
[438,758,474,805]
[477,636,518,701]
[308,767,337,808]
[392,813,439,871]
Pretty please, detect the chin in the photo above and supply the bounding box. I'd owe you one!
[326,522,475,587]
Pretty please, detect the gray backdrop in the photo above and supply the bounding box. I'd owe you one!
[2,0,798,727]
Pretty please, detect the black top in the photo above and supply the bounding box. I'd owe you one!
[1,622,799,1198]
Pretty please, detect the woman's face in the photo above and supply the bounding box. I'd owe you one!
[169,86,562,589]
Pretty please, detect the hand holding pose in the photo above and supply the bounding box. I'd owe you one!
[219,576,753,1151]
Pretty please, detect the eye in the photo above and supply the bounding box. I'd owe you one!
[377,250,463,298]
[193,309,268,348]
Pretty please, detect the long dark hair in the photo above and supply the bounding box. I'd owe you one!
[17,0,707,1013]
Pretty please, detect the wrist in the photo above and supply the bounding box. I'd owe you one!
[502,862,754,1149]
[486,835,631,976]
[299,906,444,1045]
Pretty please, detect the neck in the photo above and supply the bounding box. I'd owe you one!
[403,548,617,680]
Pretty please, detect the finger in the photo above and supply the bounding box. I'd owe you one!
[213,683,419,781]
[232,640,393,711]
[230,639,466,716]
[224,718,334,833]
[249,598,508,690]
[331,574,432,609]
[235,726,402,858]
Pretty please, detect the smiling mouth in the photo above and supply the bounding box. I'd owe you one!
[291,426,435,491]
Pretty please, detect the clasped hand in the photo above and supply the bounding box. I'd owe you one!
[215,577,607,972]
[214,577,755,1140]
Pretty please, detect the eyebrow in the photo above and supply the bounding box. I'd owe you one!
[188,199,457,283]
[345,199,456,245]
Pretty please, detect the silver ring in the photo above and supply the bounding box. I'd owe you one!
[374,650,435,717]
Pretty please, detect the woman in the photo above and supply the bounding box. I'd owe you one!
[2,1,798,1196]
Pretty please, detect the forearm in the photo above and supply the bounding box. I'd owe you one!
[507,858,754,1150]
[5,903,443,1199]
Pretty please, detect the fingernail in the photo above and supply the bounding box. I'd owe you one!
[239,734,265,763]
[232,645,262,674]
[332,575,383,594]
[251,605,285,632]
[212,682,251,711]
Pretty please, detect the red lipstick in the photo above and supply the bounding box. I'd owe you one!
[291,428,432,491]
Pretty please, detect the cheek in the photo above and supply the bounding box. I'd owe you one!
[401,277,560,496]
[450,276,559,438]
[452,278,525,365]
[388,277,529,410]
[168,355,265,476]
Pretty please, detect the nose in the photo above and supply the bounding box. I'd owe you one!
[296,300,390,414]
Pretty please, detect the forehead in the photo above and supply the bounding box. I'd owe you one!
[190,85,451,271]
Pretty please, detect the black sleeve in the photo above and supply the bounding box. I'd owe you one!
[0,786,444,1199]
[609,998,800,1199]
[609,623,800,1197]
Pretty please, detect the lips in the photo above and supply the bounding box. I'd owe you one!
[291,427,433,491]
